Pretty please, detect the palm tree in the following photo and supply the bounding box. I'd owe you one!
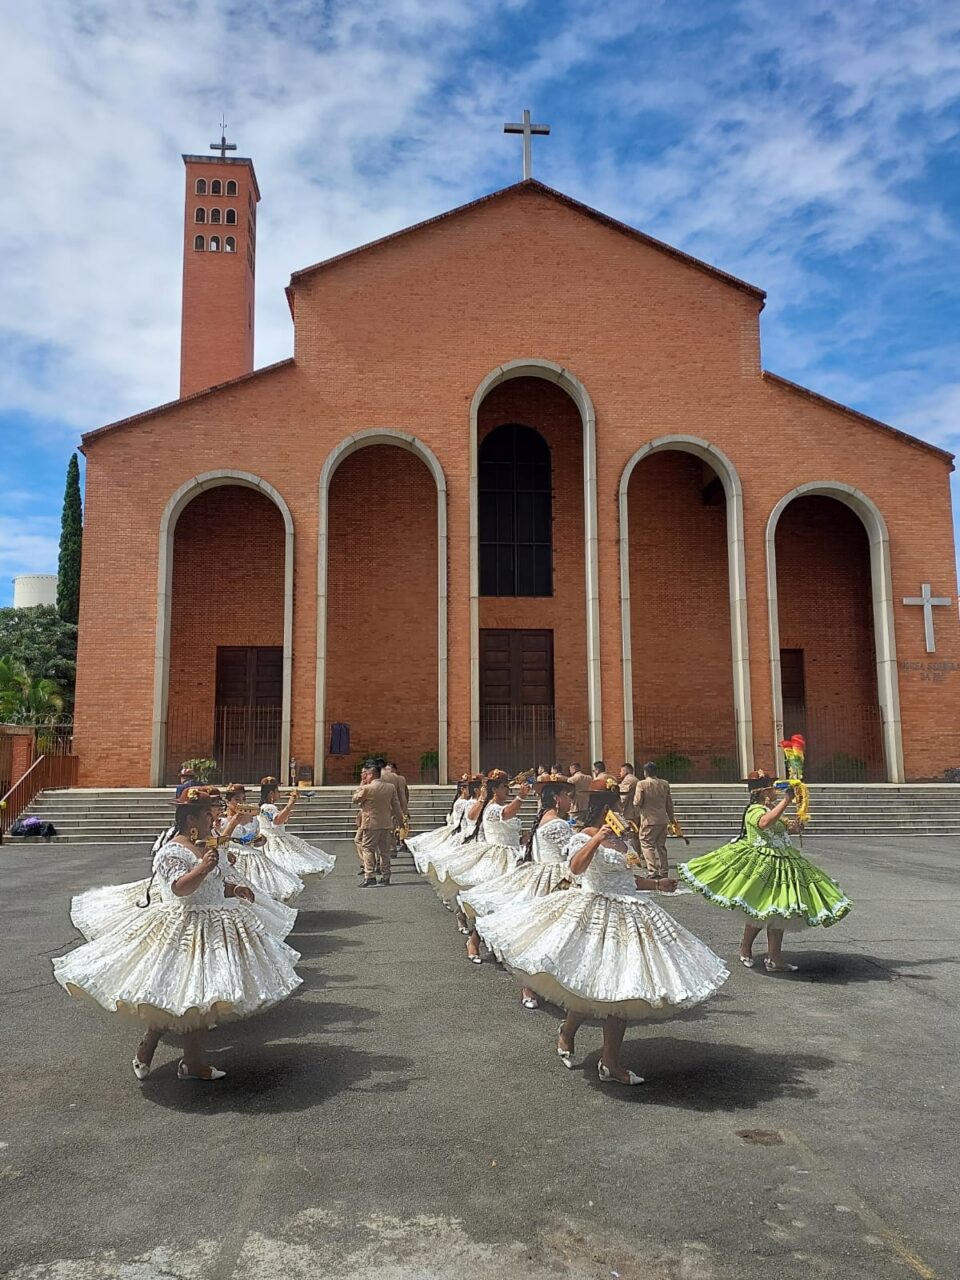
[0,656,65,724]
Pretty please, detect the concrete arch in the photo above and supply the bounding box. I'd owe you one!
[469,359,601,768]
[316,429,448,781]
[619,435,753,774]
[152,470,294,786]
[765,480,903,782]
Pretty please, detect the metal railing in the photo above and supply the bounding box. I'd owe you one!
[164,704,282,785]
[781,703,886,782]
[633,705,740,782]
[0,748,79,836]
[478,705,588,775]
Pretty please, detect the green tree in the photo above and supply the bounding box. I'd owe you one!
[0,655,65,723]
[0,606,77,705]
[57,453,83,625]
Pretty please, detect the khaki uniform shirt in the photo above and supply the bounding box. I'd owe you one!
[568,771,591,814]
[619,773,640,822]
[633,776,675,827]
[381,768,409,813]
[352,779,403,832]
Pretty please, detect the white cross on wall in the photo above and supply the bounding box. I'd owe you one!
[902,582,952,653]
[503,108,550,180]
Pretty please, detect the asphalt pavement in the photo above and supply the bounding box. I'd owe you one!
[1,833,957,1279]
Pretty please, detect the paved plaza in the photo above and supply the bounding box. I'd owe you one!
[1,834,957,1279]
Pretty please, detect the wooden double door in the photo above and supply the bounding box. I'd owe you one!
[479,629,555,774]
[214,646,282,782]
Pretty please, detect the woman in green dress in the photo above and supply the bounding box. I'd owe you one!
[678,771,851,972]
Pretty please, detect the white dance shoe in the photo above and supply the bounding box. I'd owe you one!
[177,1060,226,1081]
[598,1062,644,1086]
[763,957,798,973]
[556,1024,574,1069]
[132,1057,151,1081]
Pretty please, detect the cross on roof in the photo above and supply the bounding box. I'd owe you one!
[902,582,953,653]
[210,118,237,161]
[503,108,550,180]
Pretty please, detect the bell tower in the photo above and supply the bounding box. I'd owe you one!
[179,128,260,399]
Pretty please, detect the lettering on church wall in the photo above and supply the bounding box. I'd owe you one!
[898,660,960,684]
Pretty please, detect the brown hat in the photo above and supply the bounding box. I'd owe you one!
[171,785,222,807]
[587,777,619,793]
[534,772,575,793]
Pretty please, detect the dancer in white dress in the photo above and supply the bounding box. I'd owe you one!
[257,777,336,879]
[53,787,302,1082]
[460,775,576,1007]
[408,778,468,870]
[222,784,304,905]
[478,780,729,1086]
[420,776,483,887]
[432,770,533,964]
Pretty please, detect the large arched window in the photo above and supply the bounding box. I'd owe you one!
[211,179,222,195]
[226,179,238,196]
[210,207,221,224]
[225,208,237,224]
[194,234,205,251]
[195,178,207,195]
[479,423,552,596]
[194,207,206,223]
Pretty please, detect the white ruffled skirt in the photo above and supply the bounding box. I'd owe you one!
[227,842,304,904]
[54,900,302,1032]
[418,829,471,880]
[458,859,572,923]
[428,841,522,907]
[262,828,336,878]
[70,877,298,943]
[477,888,729,1023]
[407,824,453,861]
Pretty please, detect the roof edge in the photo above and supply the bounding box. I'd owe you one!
[287,179,766,302]
[80,358,294,448]
[762,371,954,467]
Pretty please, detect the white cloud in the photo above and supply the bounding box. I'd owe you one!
[0,516,59,588]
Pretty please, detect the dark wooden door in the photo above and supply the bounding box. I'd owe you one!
[479,629,554,772]
[215,646,282,782]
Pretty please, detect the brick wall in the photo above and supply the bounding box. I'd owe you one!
[324,446,439,783]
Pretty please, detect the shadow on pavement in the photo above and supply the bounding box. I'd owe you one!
[140,1038,412,1115]
[798,952,958,984]
[578,1036,832,1110]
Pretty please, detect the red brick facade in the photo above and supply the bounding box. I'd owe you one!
[73,177,960,785]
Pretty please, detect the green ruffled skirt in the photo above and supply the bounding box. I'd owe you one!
[678,840,851,929]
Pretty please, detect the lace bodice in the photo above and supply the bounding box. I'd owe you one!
[226,816,259,843]
[533,817,573,864]
[566,832,640,897]
[482,801,522,849]
[152,840,234,908]
[744,803,794,853]
[257,804,280,835]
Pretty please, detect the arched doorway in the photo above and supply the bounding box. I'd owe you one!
[158,479,290,785]
[619,435,752,777]
[623,449,739,781]
[473,376,590,773]
[320,439,442,783]
[768,491,895,781]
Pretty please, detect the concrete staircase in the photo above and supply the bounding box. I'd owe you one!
[9,783,960,844]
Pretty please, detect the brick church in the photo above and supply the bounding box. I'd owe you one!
[73,140,960,786]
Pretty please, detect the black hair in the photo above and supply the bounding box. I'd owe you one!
[466,785,499,842]
[260,781,279,804]
[622,762,635,773]
[447,780,468,817]
[578,789,616,831]
[592,760,606,773]
[522,783,567,860]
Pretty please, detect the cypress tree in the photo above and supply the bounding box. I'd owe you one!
[57,453,83,625]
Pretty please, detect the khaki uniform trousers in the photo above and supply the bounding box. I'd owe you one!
[360,827,394,880]
[639,821,669,877]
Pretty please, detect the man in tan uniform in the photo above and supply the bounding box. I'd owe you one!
[353,760,403,886]
[618,763,640,823]
[633,761,675,877]
[383,761,409,814]
[568,762,591,817]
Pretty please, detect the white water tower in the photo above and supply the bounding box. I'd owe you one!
[12,574,58,609]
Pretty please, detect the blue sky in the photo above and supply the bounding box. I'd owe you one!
[1,0,959,605]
